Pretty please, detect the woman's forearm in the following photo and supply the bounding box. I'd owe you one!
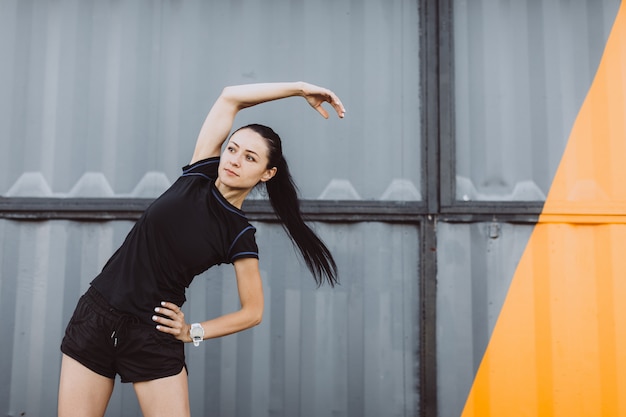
[220,82,306,110]
[197,307,263,341]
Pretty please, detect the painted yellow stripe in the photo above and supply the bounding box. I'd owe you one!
[462,3,626,416]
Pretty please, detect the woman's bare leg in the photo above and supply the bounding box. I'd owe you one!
[133,368,190,417]
[58,354,115,417]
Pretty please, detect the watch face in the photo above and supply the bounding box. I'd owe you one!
[190,325,203,338]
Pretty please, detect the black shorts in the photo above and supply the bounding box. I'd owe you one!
[60,286,186,383]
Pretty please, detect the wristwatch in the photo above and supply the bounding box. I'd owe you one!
[190,323,204,347]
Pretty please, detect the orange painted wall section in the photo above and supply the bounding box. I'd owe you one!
[461,2,626,416]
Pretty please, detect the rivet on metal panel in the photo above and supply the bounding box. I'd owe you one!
[488,222,500,239]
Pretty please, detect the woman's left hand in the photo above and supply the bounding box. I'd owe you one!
[152,302,191,343]
[301,82,346,119]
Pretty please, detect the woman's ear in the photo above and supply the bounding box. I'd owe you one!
[260,167,277,183]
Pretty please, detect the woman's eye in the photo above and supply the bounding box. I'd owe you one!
[246,155,256,162]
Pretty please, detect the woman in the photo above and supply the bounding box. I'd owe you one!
[58,82,346,417]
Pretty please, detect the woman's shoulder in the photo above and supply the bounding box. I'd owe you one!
[180,157,220,181]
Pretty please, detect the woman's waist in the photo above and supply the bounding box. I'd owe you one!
[86,284,185,326]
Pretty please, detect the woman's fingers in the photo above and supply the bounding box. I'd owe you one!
[153,302,185,335]
[160,301,181,314]
[310,93,345,119]
[330,94,346,118]
[155,302,182,319]
[302,83,346,119]
[314,102,330,119]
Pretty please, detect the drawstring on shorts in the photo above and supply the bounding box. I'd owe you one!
[109,311,139,348]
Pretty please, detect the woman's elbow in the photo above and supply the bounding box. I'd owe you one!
[220,85,250,110]
[242,306,263,328]
[220,86,242,105]
[220,85,235,99]
[249,310,263,327]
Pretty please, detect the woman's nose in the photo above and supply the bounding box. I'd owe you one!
[230,154,241,166]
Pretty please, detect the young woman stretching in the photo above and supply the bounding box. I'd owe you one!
[58,82,346,417]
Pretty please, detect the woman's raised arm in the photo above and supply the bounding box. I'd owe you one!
[190,82,345,164]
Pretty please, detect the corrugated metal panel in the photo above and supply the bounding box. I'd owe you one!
[459,3,626,413]
[453,0,621,201]
[436,221,534,417]
[0,219,419,417]
[0,0,421,201]
[460,223,626,416]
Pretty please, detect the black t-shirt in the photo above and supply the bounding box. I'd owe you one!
[90,157,258,324]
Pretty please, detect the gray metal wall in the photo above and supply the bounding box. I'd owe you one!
[0,0,421,201]
[453,0,621,201]
[0,220,419,417]
[2,0,621,416]
[436,221,534,417]
[0,1,421,414]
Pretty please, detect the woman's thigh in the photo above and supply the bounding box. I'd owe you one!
[58,354,115,417]
[133,368,190,417]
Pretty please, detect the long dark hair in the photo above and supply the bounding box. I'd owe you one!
[234,124,338,287]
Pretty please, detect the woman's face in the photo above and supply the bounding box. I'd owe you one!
[218,128,277,190]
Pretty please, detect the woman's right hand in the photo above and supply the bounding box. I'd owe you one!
[300,82,346,119]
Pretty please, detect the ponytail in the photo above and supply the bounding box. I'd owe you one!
[235,124,338,287]
[266,156,338,286]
